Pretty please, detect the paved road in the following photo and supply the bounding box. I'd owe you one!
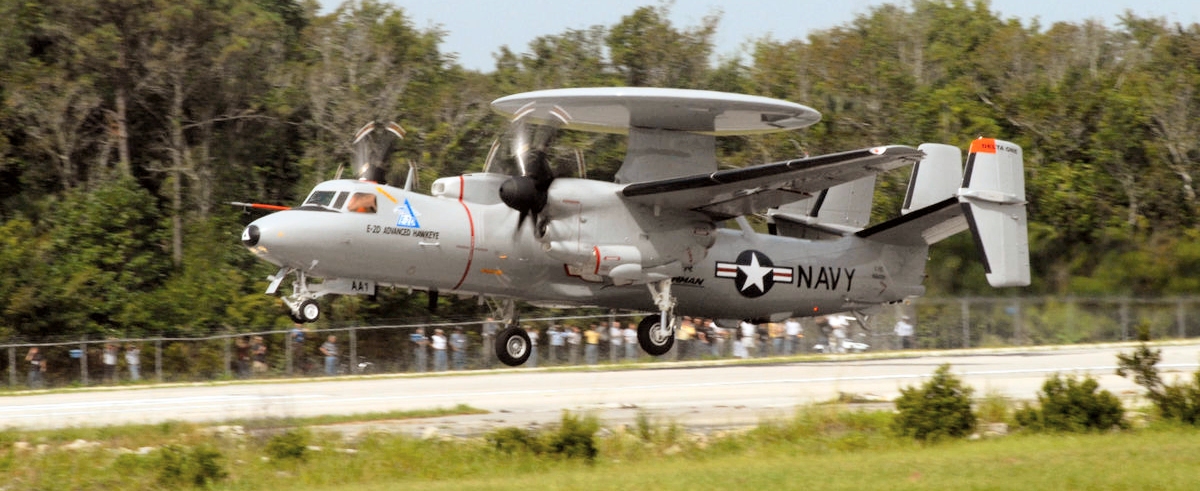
[3,342,1198,435]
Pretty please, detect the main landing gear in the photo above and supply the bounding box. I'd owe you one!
[487,299,532,367]
[487,278,684,367]
[637,277,677,355]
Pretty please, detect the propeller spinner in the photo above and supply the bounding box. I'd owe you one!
[496,104,571,236]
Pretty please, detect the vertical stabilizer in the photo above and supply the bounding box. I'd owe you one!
[960,138,1030,287]
[768,175,876,239]
[903,143,962,214]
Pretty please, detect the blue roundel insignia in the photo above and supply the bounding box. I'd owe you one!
[714,250,793,298]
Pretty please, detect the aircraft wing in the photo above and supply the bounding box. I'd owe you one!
[620,145,923,220]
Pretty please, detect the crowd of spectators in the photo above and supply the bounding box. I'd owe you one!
[13,313,912,388]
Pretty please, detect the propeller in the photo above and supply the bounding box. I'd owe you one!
[498,104,570,236]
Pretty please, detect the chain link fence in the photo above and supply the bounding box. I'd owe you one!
[5,296,1200,389]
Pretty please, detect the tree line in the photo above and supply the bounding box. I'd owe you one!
[2,0,1199,340]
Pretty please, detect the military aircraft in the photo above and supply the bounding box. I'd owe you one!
[241,87,1029,366]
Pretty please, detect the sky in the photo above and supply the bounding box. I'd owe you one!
[318,0,1200,72]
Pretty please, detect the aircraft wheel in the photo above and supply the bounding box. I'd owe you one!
[297,300,320,323]
[495,325,531,366]
[638,315,674,356]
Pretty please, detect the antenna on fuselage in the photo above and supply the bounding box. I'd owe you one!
[403,162,418,191]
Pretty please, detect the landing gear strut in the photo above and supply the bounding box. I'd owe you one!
[270,267,323,323]
[638,278,677,356]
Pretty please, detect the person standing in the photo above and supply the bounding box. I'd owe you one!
[567,326,582,365]
[784,318,803,355]
[450,326,468,370]
[548,326,565,365]
[675,318,693,360]
[894,315,915,349]
[25,347,46,389]
[708,319,726,357]
[410,327,428,372]
[623,323,638,360]
[609,321,623,363]
[235,336,251,378]
[320,335,338,376]
[829,315,850,354]
[584,325,600,365]
[289,324,308,374]
[737,321,756,359]
[125,343,141,381]
[103,341,119,383]
[530,325,543,368]
[769,322,784,356]
[431,329,448,372]
[251,336,268,375]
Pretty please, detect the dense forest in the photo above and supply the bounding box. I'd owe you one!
[2,0,1199,341]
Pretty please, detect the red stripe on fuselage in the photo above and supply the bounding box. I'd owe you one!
[452,175,475,290]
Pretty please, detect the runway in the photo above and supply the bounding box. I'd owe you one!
[3,342,1198,435]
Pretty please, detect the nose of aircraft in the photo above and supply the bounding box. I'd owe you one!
[241,224,260,247]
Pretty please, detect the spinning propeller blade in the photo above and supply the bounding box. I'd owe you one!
[498,104,570,237]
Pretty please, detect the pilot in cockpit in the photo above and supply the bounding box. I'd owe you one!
[346,192,377,213]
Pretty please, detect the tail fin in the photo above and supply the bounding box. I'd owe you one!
[903,143,962,214]
[960,138,1030,287]
[857,138,1029,287]
[768,176,876,239]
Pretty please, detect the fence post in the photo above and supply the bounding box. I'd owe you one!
[1120,298,1131,341]
[960,299,970,349]
[223,334,232,379]
[8,346,15,388]
[350,327,358,374]
[1012,298,1024,345]
[155,338,163,383]
[1176,299,1186,339]
[285,335,293,375]
[80,336,88,386]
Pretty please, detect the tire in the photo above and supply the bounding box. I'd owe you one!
[495,325,531,366]
[298,300,320,323]
[637,315,674,356]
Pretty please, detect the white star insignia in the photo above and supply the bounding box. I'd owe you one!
[738,252,772,293]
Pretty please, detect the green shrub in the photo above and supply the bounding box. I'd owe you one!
[546,412,599,461]
[486,411,598,461]
[265,428,310,461]
[1117,344,1200,424]
[892,364,976,442]
[155,444,227,488]
[1013,373,1125,432]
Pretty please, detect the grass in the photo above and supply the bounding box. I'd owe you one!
[5,404,1200,490]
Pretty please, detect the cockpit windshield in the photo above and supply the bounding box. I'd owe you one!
[304,190,337,207]
[300,187,378,213]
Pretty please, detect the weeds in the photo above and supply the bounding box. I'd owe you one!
[1117,344,1200,424]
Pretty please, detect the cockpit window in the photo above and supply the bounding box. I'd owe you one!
[346,192,377,213]
[304,190,337,207]
[332,191,349,209]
